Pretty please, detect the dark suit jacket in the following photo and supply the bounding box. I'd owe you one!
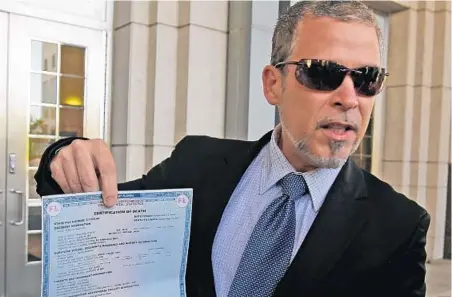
[35,131,430,297]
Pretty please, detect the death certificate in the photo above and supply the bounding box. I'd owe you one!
[41,189,193,297]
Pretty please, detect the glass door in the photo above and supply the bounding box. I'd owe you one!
[5,14,106,297]
[0,11,8,297]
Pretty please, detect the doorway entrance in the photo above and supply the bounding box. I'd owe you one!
[0,13,106,297]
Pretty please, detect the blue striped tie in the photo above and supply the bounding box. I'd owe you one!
[227,173,308,297]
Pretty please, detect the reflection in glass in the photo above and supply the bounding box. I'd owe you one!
[28,233,42,262]
[361,136,372,156]
[30,73,57,104]
[366,117,373,136]
[28,170,39,199]
[61,45,85,77]
[351,155,362,167]
[31,41,58,72]
[59,107,84,137]
[364,157,372,172]
[29,106,56,135]
[29,138,54,167]
[351,155,371,172]
[28,206,42,230]
[60,76,84,107]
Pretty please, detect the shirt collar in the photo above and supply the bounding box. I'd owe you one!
[259,125,343,212]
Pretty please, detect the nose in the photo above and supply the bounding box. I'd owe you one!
[331,75,359,111]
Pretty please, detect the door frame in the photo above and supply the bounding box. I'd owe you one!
[5,14,108,297]
[370,11,389,179]
[0,1,114,32]
[0,11,8,297]
[0,1,114,145]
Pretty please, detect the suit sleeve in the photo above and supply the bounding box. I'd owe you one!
[35,137,190,197]
[384,211,431,297]
[34,137,86,197]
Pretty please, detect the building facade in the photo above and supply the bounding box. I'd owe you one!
[0,1,450,296]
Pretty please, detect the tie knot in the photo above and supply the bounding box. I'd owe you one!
[279,173,308,198]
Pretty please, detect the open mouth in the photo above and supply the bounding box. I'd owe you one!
[319,122,356,133]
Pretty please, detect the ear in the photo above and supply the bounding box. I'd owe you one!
[262,65,283,106]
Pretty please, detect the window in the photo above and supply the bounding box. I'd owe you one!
[351,115,373,171]
[28,40,86,262]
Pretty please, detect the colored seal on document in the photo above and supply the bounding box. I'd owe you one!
[46,202,62,217]
[176,195,189,208]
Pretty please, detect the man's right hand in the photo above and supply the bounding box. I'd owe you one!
[49,139,118,207]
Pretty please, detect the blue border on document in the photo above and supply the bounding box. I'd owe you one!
[42,193,103,297]
[179,191,193,297]
[41,197,50,297]
[41,190,194,297]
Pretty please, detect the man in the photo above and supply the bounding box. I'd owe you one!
[35,1,430,297]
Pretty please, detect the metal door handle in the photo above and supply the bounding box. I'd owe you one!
[9,189,24,226]
[9,153,16,174]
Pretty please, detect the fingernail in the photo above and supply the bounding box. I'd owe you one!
[104,196,115,207]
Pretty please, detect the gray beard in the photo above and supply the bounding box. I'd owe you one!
[281,121,360,169]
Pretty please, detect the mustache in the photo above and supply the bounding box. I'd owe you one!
[315,117,360,131]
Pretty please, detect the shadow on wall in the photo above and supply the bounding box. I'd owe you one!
[445,163,451,259]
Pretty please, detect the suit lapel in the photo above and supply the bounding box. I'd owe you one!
[194,131,273,297]
[274,160,370,296]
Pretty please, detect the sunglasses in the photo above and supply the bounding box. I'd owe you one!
[274,59,389,97]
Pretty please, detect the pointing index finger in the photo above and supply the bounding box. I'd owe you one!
[91,142,118,207]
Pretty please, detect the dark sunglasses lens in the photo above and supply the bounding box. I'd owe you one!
[295,61,344,91]
[352,67,386,96]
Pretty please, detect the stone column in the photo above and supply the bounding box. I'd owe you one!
[110,1,228,181]
[110,1,179,181]
[382,1,451,260]
[175,1,228,142]
[225,0,279,141]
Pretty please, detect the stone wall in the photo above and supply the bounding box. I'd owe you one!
[382,1,451,260]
